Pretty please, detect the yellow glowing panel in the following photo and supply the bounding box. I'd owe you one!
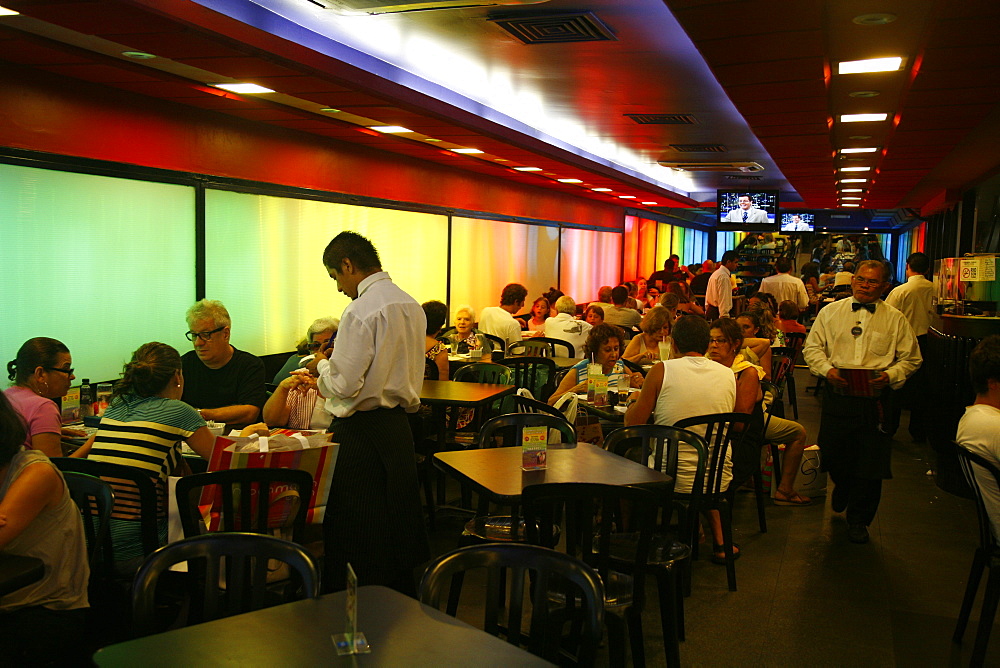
[655,223,673,269]
[206,191,448,354]
[449,217,559,323]
[560,227,623,305]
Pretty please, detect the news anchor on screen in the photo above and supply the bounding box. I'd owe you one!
[723,195,769,223]
[784,214,811,231]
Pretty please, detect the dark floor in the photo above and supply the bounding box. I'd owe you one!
[425,367,998,667]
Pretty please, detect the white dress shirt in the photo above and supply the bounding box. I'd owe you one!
[478,306,523,347]
[544,313,592,357]
[885,275,937,337]
[957,404,1000,538]
[316,272,425,418]
[759,272,809,309]
[803,297,921,390]
[705,265,734,316]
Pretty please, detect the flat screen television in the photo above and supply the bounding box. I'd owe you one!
[716,190,779,231]
[780,211,815,232]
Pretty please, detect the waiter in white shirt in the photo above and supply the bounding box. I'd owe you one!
[803,260,921,544]
[884,251,938,442]
[705,250,739,320]
[723,195,769,223]
[306,231,429,594]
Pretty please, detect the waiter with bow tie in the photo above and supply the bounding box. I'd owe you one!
[804,260,922,544]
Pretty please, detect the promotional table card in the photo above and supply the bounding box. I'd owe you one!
[332,563,370,655]
[521,425,548,470]
[593,375,608,407]
[61,387,80,423]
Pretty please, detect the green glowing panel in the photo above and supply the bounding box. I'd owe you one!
[0,163,195,382]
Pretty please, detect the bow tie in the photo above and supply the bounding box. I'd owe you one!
[852,302,876,313]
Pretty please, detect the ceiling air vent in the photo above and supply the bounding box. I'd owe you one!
[315,0,550,15]
[625,114,697,125]
[724,174,764,181]
[657,160,763,173]
[491,12,616,44]
[669,144,726,153]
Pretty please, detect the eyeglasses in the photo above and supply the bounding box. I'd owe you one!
[44,366,74,375]
[708,338,729,345]
[185,326,226,342]
[306,334,337,351]
[853,277,883,287]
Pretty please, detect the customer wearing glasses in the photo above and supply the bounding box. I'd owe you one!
[5,337,83,457]
[803,260,921,544]
[180,299,266,430]
[271,317,340,384]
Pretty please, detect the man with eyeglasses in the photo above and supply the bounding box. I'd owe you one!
[180,299,266,430]
[803,260,921,544]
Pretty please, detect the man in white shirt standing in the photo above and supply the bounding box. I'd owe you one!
[544,296,592,357]
[478,283,527,349]
[306,231,428,594]
[956,336,1000,536]
[705,250,739,320]
[759,257,809,311]
[803,260,922,544]
[884,252,938,442]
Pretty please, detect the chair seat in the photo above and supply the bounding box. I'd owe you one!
[549,569,634,608]
[609,532,691,566]
[463,516,561,543]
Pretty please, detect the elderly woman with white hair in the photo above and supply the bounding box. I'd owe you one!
[445,305,492,354]
[263,316,339,430]
[543,295,591,357]
[271,316,340,384]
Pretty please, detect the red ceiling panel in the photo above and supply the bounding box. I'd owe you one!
[724,79,826,103]
[11,1,180,35]
[742,110,831,128]
[173,56,304,79]
[35,62,164,82]
[752,123,830,138]
[108,30,252,60]
[713,58,821,88]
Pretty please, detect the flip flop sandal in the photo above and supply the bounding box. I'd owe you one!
[773,491,812,506]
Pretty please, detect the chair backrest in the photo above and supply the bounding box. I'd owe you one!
[507,337,575,358]
[453,362,513,385]
[51,457,161,564]
[483,333,506,354]
[512,395,571,423]
[62,471,115,567]
[498,356,559,402]
[477,413,576,449]
[621,358,644,374]
[523,483,657,610]
[954,442,1000,554]
[132,532,320,637]
[419,543,605,667]
[770,350,795,388]
[673,413,752,496]
[173,468,313,543]
[783,332,806,356]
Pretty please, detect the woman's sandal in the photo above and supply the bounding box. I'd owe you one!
[773,489,812,506]
[710,542,740,565]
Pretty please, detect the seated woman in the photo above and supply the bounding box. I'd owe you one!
[644,286,661,311]
[635,277,648,304]
[623,306,673,364]
[548,324,643,405]
[421,300,449,380]
[584,304,605,327]
[446,305,491,354]
[776,300,807,336]
[748,290,778,317]
[800,261,821,310]
[0,391,90,665]
[271,317,338,385]
[666,281,705,317]
[5,337,84,458]
[735,308,776,377]
[520,297,550,333]
[75,342,215,571]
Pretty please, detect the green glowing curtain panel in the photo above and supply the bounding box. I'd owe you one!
[205,191,448,355]
[0,163,196,382]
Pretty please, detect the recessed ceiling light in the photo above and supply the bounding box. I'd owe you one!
[494,158,508,162]
[849,90,881,98]
[619,195,636,199]
[557,178,583,183]
[837,57,903,75]
[849,135,873,140]
[853,13,897,25]
[424,138,442,142]
[641,202,658,205]
[122,51,156,60]
[0,6,20,15]
[842,197,862,200]
[841,113,889,123]
[451,148,483,154]
[369,126,413,133]
[212,83,275,94]
[320,108,341,113]
[842,188,864,192]
[840,166,872,172]
[841,178,868,183]
[864,227,870,230]
[591,188,613,192]
[843,204,861,207]
[840,147,878,153]
[513,166,542,172]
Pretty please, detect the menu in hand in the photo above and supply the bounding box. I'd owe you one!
[835,367,880,397]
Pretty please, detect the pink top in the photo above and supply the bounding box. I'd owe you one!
[4,385,61,449]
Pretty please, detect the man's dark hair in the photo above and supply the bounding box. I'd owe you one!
[322,231,381,272]
[774,257,792,273]
[907,252,930,276]
[672,315,710,355]
[422,300,448,336]
[721,250,739,265]
[969,335,1000,395]
[611,286,628,306]
[843,260,856,273]
[500,283,528,306]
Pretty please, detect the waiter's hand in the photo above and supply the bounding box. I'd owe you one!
[870,371,891,391]
[304,349,327,376]
[826,368,848,389]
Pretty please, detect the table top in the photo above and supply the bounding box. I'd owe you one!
[420,380,517,407]
[434,442,671,504]
[0,553,45,598]
[94,585,553,667]
[449,355,582,370]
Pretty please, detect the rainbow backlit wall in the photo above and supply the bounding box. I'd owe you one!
[623,216,711,281]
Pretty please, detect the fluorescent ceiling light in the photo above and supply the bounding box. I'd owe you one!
[838,57,903,75]
[557,178,582,183]
[618,195,636,199]
[320,108,341,113]
[424,138,441,142]
[591,188,613,192]
[0,6,20,15]
[841,113,889,123]
[840,147,878,154]
[840,166,872,172]
[842,188,864,193]
[451,148,483,154]
[843,204,861,207]
[212,83,275,94]
[841,178,868,183]
[842,197,862,200]
[368,126,413,133]
[513,166,542,172]
[641,202,658,205]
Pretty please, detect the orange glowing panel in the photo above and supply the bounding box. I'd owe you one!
[623,215,639,280]
[560,227,623,305]
[637,217,658,280]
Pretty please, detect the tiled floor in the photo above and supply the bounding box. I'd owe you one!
[426,367,999,667]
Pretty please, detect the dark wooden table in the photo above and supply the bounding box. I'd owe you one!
[93,585,553,667]
[0,553,45,597]
[434,442,671,505]
[448,354,582,377]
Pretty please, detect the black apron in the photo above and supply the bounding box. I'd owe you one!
[817,384,893,480]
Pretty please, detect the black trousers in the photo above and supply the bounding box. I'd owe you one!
[885,334,928,440]
[829,469,883,526]
[706,304,720,321]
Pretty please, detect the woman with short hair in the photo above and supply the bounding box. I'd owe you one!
[548,324,643,404]
[446,305,491,354]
